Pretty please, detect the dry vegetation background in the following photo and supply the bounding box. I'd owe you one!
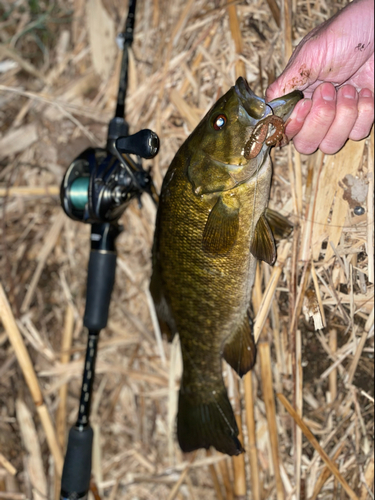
[0,0,373,499]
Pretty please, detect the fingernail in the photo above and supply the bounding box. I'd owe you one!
[342,86,357,99]
[360,88,373,98]
[322,84,336,101]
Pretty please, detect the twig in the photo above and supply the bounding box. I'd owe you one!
[0,493,27,499]
[206,450,224,500]
[16,399,48,500]
[295,328,303,499]
[311,262,327,328]
[259,342,284,500]
[310,442,346,500]
[283,0,293,63]
[254,241,292,343]
[366,131,374,283]
[218,458,234,500]
[56,304,74,448]
[21,212,65,313]
[265,0,281,26]
[277,393,359,500]
[0,452,17,475]
[0,186,59,197]
[329,329,337,401]
[244,372,261,500]
[0,283,63,474]
[346,329,369,386]
[232,379,246,499]
[227,3,246,79]
[167,452,196,500]
[0,44,47,82]
[360,456,374,500]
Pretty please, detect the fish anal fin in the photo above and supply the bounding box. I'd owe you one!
[265,208,293,240]
[222,314,256,377]
[202,197,239,255]
[177,384,244,456]
[250,213,276,265]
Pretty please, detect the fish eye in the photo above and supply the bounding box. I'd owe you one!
[213,114,227,131]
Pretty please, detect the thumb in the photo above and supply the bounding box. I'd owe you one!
[266,41,319,101]
[267,0,375,101]
[266,77,288,102]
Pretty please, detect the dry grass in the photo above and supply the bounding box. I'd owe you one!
[0,0,373,499]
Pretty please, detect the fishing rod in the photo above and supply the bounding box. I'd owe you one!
[59,1,159,498]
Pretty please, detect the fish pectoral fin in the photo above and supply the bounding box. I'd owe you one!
[202,197,239,255]
[149,266,177,342]
[222,313,256,377]
[265,207,293,240]
[250,213,277,265]
[177,384,244,456]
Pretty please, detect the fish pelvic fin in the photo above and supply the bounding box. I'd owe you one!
[250,209,293,265]
[264,207,293,241]
[222,313,256,377]
[177,384,244,456]
[250,213,276,265]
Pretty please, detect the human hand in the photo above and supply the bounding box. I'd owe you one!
[266,0,374,155]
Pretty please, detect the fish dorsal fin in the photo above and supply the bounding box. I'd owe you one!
[250,213,276,265]
[264,208,293,240]
[202,196,239,255]
[222,313,256,377]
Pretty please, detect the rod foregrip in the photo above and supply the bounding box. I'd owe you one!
[60,426,93,499]
[84,250,117,331]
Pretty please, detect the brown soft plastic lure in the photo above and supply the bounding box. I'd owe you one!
[244,115,285,159]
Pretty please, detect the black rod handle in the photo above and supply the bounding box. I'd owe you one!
[60,426,93,500]
[84,250,117,331]
[83,223,119,331]
[61,223,119,499]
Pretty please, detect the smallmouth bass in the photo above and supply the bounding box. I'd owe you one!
[150,77,302,455]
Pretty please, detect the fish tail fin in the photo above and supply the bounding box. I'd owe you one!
[177,383,244,456]
[222,312,256,377]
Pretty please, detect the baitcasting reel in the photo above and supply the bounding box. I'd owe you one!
[60,120,159,225]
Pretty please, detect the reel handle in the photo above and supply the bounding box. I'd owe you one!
[116,128,159,159]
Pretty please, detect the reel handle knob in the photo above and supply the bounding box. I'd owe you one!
[116,129,159,159]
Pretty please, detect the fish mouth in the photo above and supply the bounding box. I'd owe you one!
[267,90,304,120]
[234,76,303,123]
[234,77,268,124]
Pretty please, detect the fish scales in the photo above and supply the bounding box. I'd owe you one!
[151,77,302,455]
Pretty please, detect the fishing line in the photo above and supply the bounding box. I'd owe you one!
[240,132,263,364]
[230,137,264,418]
[270,211,373,229]
[265,102,275,115]
[236,319,244,376]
